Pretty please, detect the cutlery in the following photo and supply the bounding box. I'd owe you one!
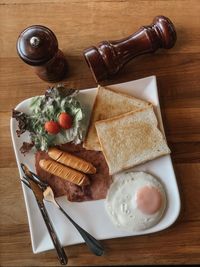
[21,163,104,256]
[20,169,68,265]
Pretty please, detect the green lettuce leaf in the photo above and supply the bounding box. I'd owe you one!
[13,85,86,152]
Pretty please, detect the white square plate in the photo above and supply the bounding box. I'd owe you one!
[10,76,180,253]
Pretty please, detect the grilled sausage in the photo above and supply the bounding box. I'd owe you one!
[48,147,96,174]
[39,159,90,186]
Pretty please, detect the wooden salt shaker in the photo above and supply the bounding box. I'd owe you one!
[83,15,177,82]
[17,25,68,82]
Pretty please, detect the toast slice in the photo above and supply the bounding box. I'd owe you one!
[95,107,170,175]
[83,85,151,151]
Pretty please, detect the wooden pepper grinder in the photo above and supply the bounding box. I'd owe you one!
[83,15,177,82]
[17,25,68,82]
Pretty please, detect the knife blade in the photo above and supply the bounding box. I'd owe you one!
[27,178,68,265]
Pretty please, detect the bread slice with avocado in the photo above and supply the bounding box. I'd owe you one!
[95,107,170,175]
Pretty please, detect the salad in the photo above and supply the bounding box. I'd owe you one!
[12,84,86,153]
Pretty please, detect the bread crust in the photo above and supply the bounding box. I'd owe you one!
[95,107,170,175]
[83,85,151,151]
[48,147,96,174]
[95,107,153,125]
[39,159,90,186]
[83,85,102,151]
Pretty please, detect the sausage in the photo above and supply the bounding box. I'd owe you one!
[48,147,96,174]
[39,159,90,186]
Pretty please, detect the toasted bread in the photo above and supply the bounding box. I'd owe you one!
[95,107,170,175]
[83,85,151,151]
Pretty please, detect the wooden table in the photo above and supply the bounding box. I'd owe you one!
[0,0,200,266]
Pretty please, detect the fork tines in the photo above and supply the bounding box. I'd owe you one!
[21,176,31,189]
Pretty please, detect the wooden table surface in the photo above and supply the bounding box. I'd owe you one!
[0,0,200,266]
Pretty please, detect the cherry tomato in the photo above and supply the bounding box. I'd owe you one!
[58,112,72,129]
[44,121,60,135]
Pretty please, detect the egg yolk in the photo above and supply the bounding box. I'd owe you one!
[136,186,162,215]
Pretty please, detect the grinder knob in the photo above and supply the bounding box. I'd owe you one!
[17,25,68,82]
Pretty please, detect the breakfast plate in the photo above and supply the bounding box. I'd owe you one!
[10,76,180,253]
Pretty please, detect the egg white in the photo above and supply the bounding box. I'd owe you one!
[105,171,167,231]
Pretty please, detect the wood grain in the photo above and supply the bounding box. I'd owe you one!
[0,0,200,266]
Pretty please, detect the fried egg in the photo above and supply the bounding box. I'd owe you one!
[105,171,166,231]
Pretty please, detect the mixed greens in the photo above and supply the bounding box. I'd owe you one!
[12,84,86,152]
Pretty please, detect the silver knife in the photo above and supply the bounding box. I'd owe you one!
[21,163,104,256]
[24,176,68,265]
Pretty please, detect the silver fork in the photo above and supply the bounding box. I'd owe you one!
[20,173,68,265]
[21,163,104,256]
